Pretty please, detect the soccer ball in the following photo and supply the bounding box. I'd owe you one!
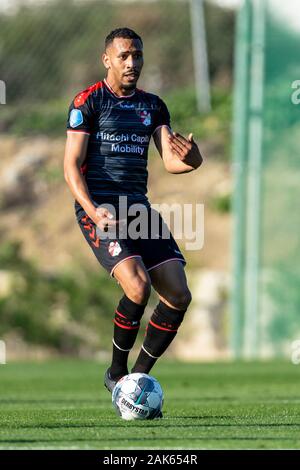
[112,373,164,420]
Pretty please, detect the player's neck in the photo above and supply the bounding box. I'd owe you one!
[104,77,136,98]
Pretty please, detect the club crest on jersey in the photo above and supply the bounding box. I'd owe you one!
[136,109,151,126]
[69,109,83,128]
[108,241,122,257]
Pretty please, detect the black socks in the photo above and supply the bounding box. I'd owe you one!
[110,294,146,380]
[111,297,188,379]
[131,300,187,374]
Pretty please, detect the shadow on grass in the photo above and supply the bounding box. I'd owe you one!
[0,436,299,444]
[1,421,300,430]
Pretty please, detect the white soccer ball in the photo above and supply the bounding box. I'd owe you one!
[112,373,164,420]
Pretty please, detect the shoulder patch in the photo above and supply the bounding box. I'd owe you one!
[69,109,83,128]
[74,81,103,108]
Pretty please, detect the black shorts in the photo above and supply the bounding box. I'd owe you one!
[75,201,186,278]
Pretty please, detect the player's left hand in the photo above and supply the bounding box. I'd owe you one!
[168,132,203,169]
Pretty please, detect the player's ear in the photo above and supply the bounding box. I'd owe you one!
[102,52,110,70]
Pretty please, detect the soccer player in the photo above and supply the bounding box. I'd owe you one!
[64,28,203,395]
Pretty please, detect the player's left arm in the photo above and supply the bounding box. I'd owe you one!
[153,125,203,174]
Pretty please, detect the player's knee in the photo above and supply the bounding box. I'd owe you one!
[168,287,192,311]
[127,278,151,305]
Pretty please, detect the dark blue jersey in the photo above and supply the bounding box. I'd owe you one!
[67,79,170,207]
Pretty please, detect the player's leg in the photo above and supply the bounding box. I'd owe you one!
[76,208,151,387]
[131,260,191,374]
[107,257,152,383]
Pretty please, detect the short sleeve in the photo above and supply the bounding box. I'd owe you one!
[152,97,171,135]
[66,94,94,134]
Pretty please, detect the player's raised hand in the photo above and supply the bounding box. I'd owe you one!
[168,132,203,169]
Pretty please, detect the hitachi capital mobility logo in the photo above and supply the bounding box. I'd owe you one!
[0,80,6,104]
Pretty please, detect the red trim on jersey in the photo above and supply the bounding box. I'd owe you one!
[152,124,171,136]
[74,81,103,108]
[67,129,91,135]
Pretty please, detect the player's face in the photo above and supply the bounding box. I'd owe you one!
[103,38,144,90]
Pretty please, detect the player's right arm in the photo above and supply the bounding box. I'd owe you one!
[63,131,98,221]
[64,133,115,230]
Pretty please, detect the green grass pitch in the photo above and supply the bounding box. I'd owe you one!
[0,360,300,449]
